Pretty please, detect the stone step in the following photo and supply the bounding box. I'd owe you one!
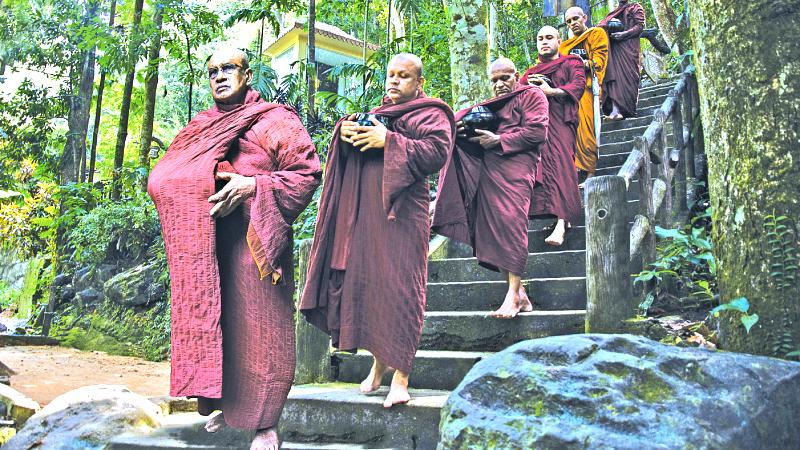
[426,276,586,312]
[333,350,490,391]
[112,386,446,449]
[597,151,630,167]
[638,94,669,109]
[419,310,586,352]
[441,226,587,259]
[601,115,653,132]
[639,83,677,97]
[428,250,586,283]
[600,139,634,155]
[602,125,649,144]
[636,105,659,117]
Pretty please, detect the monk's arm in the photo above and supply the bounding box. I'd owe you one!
[254,108,322,222]
[496,90,549,155]
[385,108,454,182]
[618,6,645,40]
[556,59,587,104]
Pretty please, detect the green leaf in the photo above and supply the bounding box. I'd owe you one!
[711,297,750,316]
[787,351,800,357]
[740,314,759,333]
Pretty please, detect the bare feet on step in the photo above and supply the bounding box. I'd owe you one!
[383,371,411,408]
[251,427,280,450]
[204,412,227,433]
[491,286,533,319]
[360,357,391,394]
[545,219,567,247]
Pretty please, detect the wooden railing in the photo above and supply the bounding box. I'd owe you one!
[584,66,704,333]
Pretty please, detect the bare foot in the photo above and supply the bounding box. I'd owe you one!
[383,371,411,408]
[251,427,279,450]
[545,220,566,246]
[360,358,391,394]
[204,411,226,433]
[491,288,533,319]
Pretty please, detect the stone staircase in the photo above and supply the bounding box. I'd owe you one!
[108,82,676,450]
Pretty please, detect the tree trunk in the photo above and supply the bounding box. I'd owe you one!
[689,0,800,357]
[307,0,316,126]
[61,1,98,184]
[183,24,193,124]
[445,0,491,111]
[649,0,682,51]
[112,0,145,199]
[88,0,116,184]
[390,3,405,46]
[138,3,164,191]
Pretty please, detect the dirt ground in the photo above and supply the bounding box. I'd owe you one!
[0,345,170,406]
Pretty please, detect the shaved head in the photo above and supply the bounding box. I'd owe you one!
[207,46,252,105]
[490,57,517,74]
[564,6,589,36]
[536,26,561,61]
[208,47,250,70]
[537,26,560,38]
[565,6,585,17]
[389,53,424,78]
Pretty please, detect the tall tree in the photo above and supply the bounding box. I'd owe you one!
[307,0,316,125]
[138,2,164,190]
[649,0,686,52]
[87,0,117,184]
[689,0,800,356]
[445,0,491,110]
[112,0,145,199]
[61,1,99,184]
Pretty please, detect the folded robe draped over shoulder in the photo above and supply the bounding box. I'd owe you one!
[148,89,321,429]
[432,86,549,276]
[521,55,585,225]
[600,2,645,117]
[300,94,455,374]
[560,27,609,174]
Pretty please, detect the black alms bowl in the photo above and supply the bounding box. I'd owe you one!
[461,105,497,136]
[605,18,624,33]
[354,113,391,128]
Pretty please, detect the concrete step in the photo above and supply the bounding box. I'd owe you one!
[639,83,677,97]
[428,249,586,283]
[636,105,659,117]
[111,385,445,449]
[602,125,649,144]
[597,151,630,167]
[426,276,586,312]
[333,350,490,391]
[638,94,668,109]
[419,310,586,352]
[600,139,634,155]
[440,226,587,259]
[601,115,653,132]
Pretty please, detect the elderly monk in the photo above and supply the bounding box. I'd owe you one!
[599,0,645,120]
[433,58,548,318]
[521,26,585,246]
[561,6,609,179]
[148,48,321,450]
[300,53,454,408]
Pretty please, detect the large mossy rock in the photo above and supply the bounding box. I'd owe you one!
[439,334,800,450]
[104,262,165,307]
[3,385,161,450]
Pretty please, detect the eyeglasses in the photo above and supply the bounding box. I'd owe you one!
[208,63,241,79]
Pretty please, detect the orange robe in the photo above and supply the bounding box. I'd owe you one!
[560,27,609,174]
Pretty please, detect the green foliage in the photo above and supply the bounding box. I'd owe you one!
[66,193,161,266]
[710,297,759,334]
[15,257,45,318]
[634,207,716,314]
[763,213,799,359]
[0,280,20,311]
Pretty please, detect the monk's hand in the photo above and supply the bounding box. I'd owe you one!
[610,31,625,41]
[456,120,468,138]
[340,118,360,144]
[351,118,387,152]
[208,172,256,218]
[468,129,501,149]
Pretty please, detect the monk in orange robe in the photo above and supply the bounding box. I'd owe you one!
[560,6,609,179]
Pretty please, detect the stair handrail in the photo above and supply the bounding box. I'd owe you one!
[584,65,704,333]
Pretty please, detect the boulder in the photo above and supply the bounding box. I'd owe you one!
[52,273,70,287]
[439,334,800,450]
[58,284,76,303]
[3,385,161,450]
[104,262,165,307]
[75,287,102,306]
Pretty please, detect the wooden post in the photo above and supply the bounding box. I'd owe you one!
[635,137,656,280]
[294,239,332,384]
[654,114,672,225]
[670,97,688,216]
[584,176,633,333]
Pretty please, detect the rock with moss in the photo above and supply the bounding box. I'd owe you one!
[3,385,161,450]
[439,334,800,449]
[104,262,165,307]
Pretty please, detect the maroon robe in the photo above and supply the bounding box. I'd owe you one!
[433,86,549,275]
[521,55,585,224]
[599,1,645,117]
[300,94,455,374]
[148,89,321,429]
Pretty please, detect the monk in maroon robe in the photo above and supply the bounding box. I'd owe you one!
[521,26,585,246]
[148,48,321,450]
[433,58,549,318]
[300,54,455,408]
[599,0,645,120]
